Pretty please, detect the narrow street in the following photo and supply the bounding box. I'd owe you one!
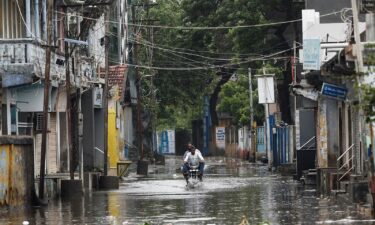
[1,156,374,225]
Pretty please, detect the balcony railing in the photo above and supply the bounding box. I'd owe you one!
[0,38,95,85]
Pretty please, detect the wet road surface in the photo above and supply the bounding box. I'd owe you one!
[1,156,375,225]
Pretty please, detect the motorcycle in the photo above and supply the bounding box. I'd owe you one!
[186,164,201,188]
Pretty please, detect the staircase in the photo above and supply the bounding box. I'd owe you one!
[300,169,317,185]
[330,144,369,204]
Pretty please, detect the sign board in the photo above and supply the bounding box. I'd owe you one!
[215,127,226,149]
[361,0,375,13]
[257,76,275,104]
[303,39,321,70]
[93,87,103,108]
[157,130,175,154]
[321,83,348,100]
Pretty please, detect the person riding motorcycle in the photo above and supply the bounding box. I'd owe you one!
[181,143,201,171]
[183,143,202,159]
[182,145,205,182]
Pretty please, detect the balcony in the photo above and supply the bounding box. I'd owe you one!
[0,38,65,85]
[0,38,96,88]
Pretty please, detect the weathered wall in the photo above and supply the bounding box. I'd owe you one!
[326,98,339,167]
[317,99,328,168]
[0,136,34,208]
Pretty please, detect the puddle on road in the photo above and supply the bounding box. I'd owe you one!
[0,156,373,225]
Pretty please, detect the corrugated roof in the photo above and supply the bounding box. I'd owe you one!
[99,65,127,95]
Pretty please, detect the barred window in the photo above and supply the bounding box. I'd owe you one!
[0,0,26,39]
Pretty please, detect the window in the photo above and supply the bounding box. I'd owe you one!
[18,112,33,135]
[0,0,26,39]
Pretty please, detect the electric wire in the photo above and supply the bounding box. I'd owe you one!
[54,10,344,30]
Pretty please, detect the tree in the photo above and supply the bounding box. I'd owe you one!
[135,0,299,129]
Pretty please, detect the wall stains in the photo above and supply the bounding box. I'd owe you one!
[0,136,34,208]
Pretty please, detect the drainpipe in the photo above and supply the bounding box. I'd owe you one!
[34,0,40,39]
[42,0,47,41]
[26,0,31,38]
[25,0,32,63]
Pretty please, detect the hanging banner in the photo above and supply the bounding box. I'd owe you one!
[303,39,321,70]
[257,76,275,104]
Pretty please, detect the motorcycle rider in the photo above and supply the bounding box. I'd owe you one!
[182,145,205,182]
[181,143,201,171]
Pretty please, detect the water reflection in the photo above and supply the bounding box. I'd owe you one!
[0,157,374,224]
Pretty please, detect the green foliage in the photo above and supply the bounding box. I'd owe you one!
[363,46,375,123]
[217,74,264,126]
[362,84,375,122]
[133,0,294,129]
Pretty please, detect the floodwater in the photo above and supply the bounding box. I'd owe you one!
[1,156,375,225]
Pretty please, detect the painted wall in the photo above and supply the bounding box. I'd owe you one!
[107,87,128,171]
[0,136,35,208]
[108,108,119,168]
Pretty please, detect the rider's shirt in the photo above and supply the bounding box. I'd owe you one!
[184,151,204,166]
[183,149,202,160]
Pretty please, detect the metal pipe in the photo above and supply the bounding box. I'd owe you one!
[42,0,47,40]
[26,0,31,38]
[337,143,355,161]
[320,43,349,49]
[34,0,40,39]
[298,136,316,150]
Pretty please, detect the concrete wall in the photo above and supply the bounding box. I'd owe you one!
[326,98,339,167]
[9,83,51,112]
[317,98,340,168]
[317,99,328,168]
[0,136,35,208]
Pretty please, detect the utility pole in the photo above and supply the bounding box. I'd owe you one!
[103,7,110,176]
[293,40,297,163]
[352,0,375,212]
[248,68,255,162]
[117,0,122,64]
[39,0,53,200]
[352,0,366,174]
[131,5,143,161]
[65,12,74,180]
[352,0,364,72]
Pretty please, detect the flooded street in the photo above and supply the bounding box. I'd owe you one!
[1,156,374,225]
